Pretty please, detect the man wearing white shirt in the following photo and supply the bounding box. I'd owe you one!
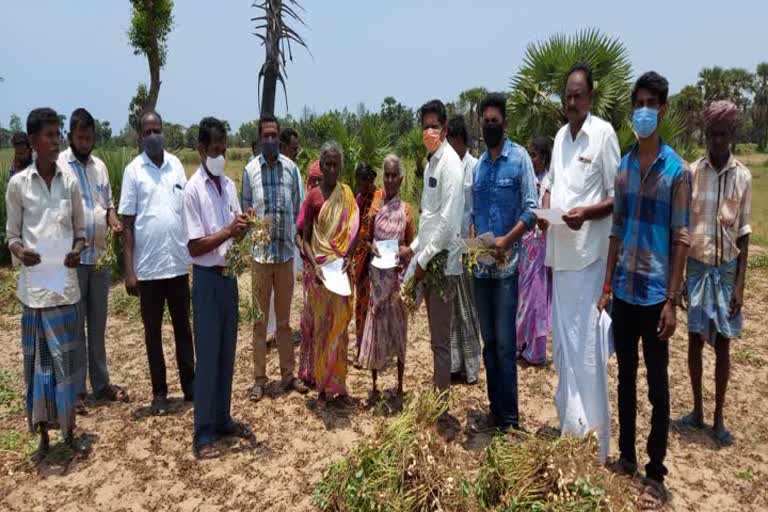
[446,115,482,386]
[403,100,464,422]
[542,64,620,460]
[119,110,195,416]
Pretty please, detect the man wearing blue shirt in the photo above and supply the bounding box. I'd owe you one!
[471,93,538,433]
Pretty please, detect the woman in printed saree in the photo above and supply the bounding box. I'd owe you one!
[295,160,323,387]
[357,155,415,400]
[303,142,360,405]
[351,162,383,362]
[517,136,553,365]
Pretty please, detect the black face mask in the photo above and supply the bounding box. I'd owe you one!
[482,123,505,148]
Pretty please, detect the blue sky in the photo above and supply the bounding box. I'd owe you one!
[2,0,767,132]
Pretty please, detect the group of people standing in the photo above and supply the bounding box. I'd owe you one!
[6,63,751,507]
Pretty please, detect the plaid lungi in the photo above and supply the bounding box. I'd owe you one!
[22,304,80,434]
[687,257,742,346]
[449,272,482,383]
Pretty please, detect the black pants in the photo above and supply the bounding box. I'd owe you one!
[612,297,669,482]
[139,275,195,399]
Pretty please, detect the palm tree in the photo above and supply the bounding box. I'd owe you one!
[507,29,632,144]
[671,85,704,145]
[458,87,489,144]
[698,67,730,102]
[753,62,768,150]
[397,127,427,204]
[252,0,309,117]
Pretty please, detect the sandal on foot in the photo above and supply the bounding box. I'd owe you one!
[75,397,88,416]
[607,457,638,477]
[712,425,734,446]
[249,384,265,402]
[674,412,704,430]
[95,384,129,403]
[639,478,668,510]
[218,421,253,440]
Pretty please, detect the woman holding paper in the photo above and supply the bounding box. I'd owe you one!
[357,155,415,401]
[303,142,360,405]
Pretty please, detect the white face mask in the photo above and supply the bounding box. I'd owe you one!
[205,155,226,177]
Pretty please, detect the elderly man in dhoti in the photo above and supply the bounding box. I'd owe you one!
[676,101,752,447]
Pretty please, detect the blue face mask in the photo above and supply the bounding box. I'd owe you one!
[632,107,659,139]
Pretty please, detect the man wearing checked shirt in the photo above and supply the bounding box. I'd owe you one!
[61,108,128,412]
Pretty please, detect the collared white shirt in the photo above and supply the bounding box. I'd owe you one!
[6,162,86,308]
[183,167,241,267]
[410,139,465,275]
[59,148,114,264]
[545,114,620,272]
[461,151,478,238]
[118,151,190,281]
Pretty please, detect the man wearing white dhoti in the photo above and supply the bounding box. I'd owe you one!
[541,63,620,461]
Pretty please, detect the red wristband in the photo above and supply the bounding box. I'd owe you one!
[603,283,612,294]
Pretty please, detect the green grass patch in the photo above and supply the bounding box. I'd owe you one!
[108,284,142,321]
[732,349,765,368]
[735,468,754,481]
[0,430,37,457]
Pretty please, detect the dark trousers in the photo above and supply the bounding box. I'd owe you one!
[474,274,519,429]
[612,297,669,482]
[138,274,195,399]
[192,266,238,447]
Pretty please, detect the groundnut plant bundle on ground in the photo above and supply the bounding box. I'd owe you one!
[474,433,636,512]
[224,213,271,321]
[313,392,473,512]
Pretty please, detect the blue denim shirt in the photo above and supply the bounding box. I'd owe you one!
[472,139,538,279]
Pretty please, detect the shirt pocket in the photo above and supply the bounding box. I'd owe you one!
[56,199,73,229]
[719,198,739,228]
[567,159,600,194]
[495,175,518,206]
[423,169,440,212]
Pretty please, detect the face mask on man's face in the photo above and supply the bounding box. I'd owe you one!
[143,133,165,158]
[205,155,226,177]
[262,140,279,160]
[632,107,659,139]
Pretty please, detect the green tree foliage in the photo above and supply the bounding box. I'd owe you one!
[507,29,632,145]
[95,119,113,146]
[380,96,414,135]
[163,122,185,150]
[753,62,768,150]
[185,124,199,149]
[458,87,489,145]
[237,120,260,148]
[9,114,22,133]
[128,83,150,133]
[670,85,704,145]
[128,0,174,110]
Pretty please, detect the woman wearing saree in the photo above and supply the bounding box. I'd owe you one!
[296,160,323,387]
[357,155,415,400]
[351,163,383,362]
[516,136,553,365]
[303,142,360,404]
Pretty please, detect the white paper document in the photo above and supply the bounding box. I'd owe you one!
[320,258,352,296]
[371,239,399,269]
[532,208,567,225]
[28,238,70,295]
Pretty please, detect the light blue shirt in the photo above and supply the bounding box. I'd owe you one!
[118,151,190,281]
[472,139,538,279]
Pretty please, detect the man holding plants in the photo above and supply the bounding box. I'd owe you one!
[60,107,128,412]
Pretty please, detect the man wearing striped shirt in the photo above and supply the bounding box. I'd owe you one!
[61,108,128,411]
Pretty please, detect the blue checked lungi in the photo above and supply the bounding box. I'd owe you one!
[22,304,80,434]
[687,258,742,346]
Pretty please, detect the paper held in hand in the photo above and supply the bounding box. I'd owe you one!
[532,208,567,225]
[320,258,352,296]
[371,239,399,269]
[27,238,70,295]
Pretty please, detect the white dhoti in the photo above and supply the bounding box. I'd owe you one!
[552,258,611,462]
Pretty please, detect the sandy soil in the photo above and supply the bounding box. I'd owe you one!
[1,264,767,512]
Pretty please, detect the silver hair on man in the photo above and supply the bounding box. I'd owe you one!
[319,140,344,170]
[382,153,402,176]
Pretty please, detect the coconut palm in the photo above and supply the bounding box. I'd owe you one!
[507,28,632,144]
[698,67,730,102]
[396,127,427,204]
[252,0,310,117]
